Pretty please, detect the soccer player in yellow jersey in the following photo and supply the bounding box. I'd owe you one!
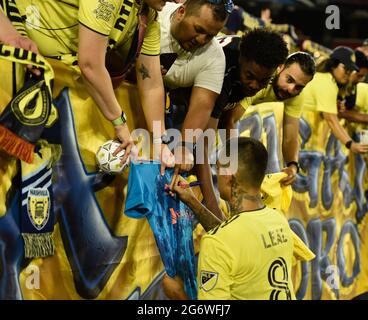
[164,137,296,300]
[13,0,179,169]
[221,52,316,186]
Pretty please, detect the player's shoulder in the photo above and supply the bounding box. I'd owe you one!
[212,207,287,232]
[207,214,242,236]
[207,207,274,237]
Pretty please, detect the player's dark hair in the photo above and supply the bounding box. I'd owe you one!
[239,28,288,69]
[225,137,268,188]
[285,52,316,77]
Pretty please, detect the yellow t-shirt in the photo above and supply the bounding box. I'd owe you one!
[288,72,338,152]
[356,82,368,113]
[198,207,296,300]
[14,0,159,58]
[239,83,302,118]
[287,72,339,115]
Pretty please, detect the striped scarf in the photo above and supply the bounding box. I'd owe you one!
[0,44,59,258]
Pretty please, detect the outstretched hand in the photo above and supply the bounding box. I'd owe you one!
[113,123,137,164]
[5,35,41,76]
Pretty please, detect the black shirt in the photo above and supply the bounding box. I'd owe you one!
[211,36,247,119]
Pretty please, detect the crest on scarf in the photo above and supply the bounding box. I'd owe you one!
[200,270,219,292]
[11,80,50,126]
[27,188,50,230]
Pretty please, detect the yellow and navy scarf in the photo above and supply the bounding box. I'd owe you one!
[0,45,59,258]
[21,140,61,258]
[0,44,56,163]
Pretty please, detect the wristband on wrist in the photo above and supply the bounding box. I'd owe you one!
[111,111,126,127]
[345,140,353,149]
[286,161,300,173]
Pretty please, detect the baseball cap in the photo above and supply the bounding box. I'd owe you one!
[330,46,359,71]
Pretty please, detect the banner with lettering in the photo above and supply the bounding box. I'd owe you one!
[0,57,367,299]
[240,102,368,300]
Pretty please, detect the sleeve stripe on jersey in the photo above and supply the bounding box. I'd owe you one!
[78,21,110,37]
[140,53,160,56]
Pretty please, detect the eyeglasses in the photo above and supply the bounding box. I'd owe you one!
[207,0,234,14]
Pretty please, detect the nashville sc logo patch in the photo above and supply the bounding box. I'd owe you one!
[200,270,219,292]
[27,188,50,231]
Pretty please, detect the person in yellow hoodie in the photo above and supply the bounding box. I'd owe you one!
[164,137,298,300]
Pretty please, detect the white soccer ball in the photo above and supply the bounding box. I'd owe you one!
[95,140,129,174]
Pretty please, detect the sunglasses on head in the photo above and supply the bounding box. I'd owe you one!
[207,0,234,14]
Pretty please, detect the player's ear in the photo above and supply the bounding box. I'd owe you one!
[277,64,285,73]
[227,173,234,187]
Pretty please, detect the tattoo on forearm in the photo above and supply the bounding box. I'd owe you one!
[191,201,222,232]
[197,207,220,231]
[138,63,151,80]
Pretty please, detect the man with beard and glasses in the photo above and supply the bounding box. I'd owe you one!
[221,52,316,187]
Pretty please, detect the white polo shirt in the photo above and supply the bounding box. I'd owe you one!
[159,3,225,93]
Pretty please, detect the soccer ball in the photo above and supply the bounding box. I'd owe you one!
[95,140,129,174]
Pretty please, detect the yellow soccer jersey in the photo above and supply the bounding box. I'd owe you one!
[14,0,159,58]
[261,173,292,215]
[356,82,368,113]
[198,207,295,300]
[239,83,302,119]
